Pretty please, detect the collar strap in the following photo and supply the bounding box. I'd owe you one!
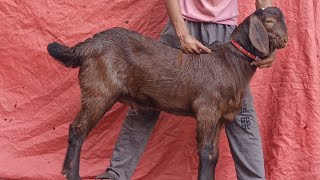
[230,40,261,62]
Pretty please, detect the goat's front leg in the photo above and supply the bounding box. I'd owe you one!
[62,94,117,180]
[196,107,222,180]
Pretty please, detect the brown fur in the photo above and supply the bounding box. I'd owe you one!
[47,7,288,180]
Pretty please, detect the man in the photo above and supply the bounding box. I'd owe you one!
[97,0,275,179]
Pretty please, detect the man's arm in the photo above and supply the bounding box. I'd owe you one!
[256,0,272,9]
[164,0,211,54]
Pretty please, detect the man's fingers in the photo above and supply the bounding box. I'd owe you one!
[197,42,212,53]
[250,52,276,68]
[250,61,273,68]
[201,46,212,54]
[181,40,211,54]
[250,59,273,67]
[182,45,199,54]
[257,64,272,69]
[181,46,193,54]
[193,48,201,54]
[181,36,212,54]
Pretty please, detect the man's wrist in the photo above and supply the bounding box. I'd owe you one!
[173,21,190,40]
[255,0,273,9]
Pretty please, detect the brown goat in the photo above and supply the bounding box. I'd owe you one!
[47,7,288,180]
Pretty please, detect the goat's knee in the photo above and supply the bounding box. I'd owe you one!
[196,124,221,180]
[198,144,219,166]
[68,121,89,143]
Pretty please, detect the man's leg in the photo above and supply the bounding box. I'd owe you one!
[96,108,160,180]
[225,89,266,180]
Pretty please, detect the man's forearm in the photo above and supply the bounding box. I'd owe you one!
[164,0,189,39]
[255,0,273,9]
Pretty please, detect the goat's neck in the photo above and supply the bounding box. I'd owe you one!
[223,43,257,89]
[230,21,270,59]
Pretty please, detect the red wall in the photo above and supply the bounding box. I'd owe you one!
[0,0,319,179]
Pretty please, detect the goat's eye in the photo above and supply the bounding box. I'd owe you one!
[264,19,274,24]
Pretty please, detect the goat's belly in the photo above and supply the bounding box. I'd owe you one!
[117,95,195,117]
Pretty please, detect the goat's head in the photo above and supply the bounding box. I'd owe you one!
[231,7,288,56]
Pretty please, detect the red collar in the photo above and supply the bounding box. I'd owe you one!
[230,40,261,62]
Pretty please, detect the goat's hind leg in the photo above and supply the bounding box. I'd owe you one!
[62,92,119,180]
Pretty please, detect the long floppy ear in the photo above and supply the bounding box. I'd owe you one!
[249,15,269,54]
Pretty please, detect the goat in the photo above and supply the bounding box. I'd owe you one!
[47,7,288,180]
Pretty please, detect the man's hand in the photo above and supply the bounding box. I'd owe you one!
[179,34,212,54]
[250,51,276,68]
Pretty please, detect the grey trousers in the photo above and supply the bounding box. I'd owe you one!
[102,21,265,180]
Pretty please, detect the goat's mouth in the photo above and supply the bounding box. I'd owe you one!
[274,37,288,49]
[274,41,287,49]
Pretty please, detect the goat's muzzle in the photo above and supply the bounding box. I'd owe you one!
[274,36,288,49]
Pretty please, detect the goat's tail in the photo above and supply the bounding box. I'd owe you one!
[47,42,81,68]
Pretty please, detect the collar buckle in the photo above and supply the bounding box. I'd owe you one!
[255,56,261,61]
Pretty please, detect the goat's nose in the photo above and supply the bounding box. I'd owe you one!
[280,36,288,47]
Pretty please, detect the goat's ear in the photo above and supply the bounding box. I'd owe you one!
[249,16,269,54]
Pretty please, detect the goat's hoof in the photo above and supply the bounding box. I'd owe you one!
[61,169,68,179]
[95,172,116,180]
[61,170,81,180]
